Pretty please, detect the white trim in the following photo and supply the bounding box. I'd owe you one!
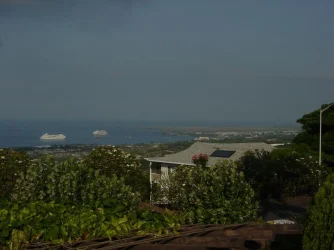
[149,161,152,202]
[145,158,195,166]
[149,161,152,184]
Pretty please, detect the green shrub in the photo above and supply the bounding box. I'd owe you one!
[11,157,140,210]
[236,150,273,199]
[303,174,334,250]
[0,201,181,249]
[0,149,32,201]
[154,161,258,224]
[84,146,150,200]
[237,148,328,200]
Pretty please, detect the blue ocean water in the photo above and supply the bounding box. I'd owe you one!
[0,120,194,148]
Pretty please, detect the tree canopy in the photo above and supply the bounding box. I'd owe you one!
[237,148,328,200]
[293,103,334,161]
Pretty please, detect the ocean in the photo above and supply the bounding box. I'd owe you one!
[0,120,194,148]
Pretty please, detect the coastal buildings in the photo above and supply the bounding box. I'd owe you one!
[194,136,210,141]
[146,142,274,183]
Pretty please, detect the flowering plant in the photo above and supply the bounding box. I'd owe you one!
[192,153,209,167]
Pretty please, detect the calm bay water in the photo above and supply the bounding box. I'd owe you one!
[0,120,193,148]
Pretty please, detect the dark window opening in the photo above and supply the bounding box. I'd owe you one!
[151,162,161,174]
[210,150,235,158]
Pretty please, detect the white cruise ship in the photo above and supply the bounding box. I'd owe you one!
[93,129,108,137]
[40,133,66,140]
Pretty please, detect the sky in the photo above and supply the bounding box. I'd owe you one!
[0,0,333,124]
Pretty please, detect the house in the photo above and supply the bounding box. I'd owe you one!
[146,142,274,183]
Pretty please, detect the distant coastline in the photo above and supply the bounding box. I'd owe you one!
[0,120,299,148]
[151,125,300,133]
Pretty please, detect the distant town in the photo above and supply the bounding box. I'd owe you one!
[153,126,299,143]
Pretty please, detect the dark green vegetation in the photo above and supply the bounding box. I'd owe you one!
[293,103,334,162]
[0,201,181,249]
[237,147,328,200]
[302,174,334,250]
[0,147,181,249]
[11,157,140,208]
[83,146,150,201]
[0,149,32,201]
[153,161,258,224]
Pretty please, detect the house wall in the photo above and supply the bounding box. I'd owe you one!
[161,163,169,178]
[151,162,180,183]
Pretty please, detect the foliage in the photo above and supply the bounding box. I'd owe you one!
[236,150,272,199]
[303,174,334,250]
[270,147,328,196]
[191,153,208,167]
[293,103,334,161]
[84,146,150,200]
[237,148,328,200]
[0,201,181,249]
[0,149,32,201]
[153,161,258,224]
[150,182,164,204]
[11,157,140,210]
[135,209,181,235]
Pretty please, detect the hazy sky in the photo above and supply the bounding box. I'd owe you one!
[0,0,333,124]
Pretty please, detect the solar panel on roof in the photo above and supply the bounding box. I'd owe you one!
[210,150,235,158]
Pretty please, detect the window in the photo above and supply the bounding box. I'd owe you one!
[151,163,161,174]
[210,150,235,158]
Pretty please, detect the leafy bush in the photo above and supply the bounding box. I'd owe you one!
[84,146,150,200]
[11,157,140,210]
[303,174,334,250]
[154,161,258,224]
[0,149,32,201]
[236,150,272,199]
[0,201,181,249]
[237,148,328,200]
